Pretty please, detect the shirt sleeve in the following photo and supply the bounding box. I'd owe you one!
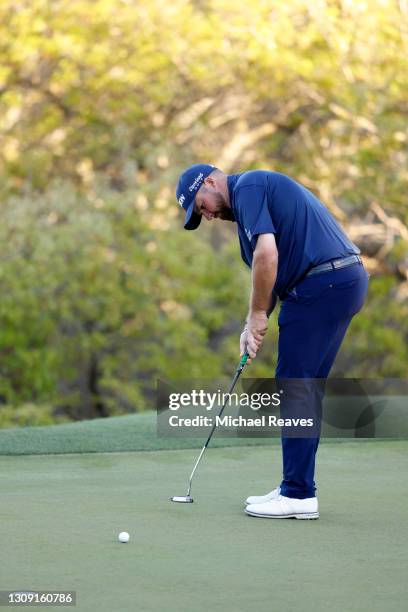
[235,184,276,249]
[238,234,252,268]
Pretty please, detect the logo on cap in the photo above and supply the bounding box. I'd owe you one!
[178,194,186,207]
[189,172,204,193]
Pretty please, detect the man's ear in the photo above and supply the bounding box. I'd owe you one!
[203,175,215,189]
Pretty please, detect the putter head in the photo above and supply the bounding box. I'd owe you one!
[171,496,194,503]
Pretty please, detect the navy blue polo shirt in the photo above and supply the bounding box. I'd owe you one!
[227,170,360,299]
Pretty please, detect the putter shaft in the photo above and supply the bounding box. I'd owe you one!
[183,351,250,499]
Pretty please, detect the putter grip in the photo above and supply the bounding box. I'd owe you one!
[239,351,250,368]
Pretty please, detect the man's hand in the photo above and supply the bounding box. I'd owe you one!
[240,326,249,360]
[240,310,268,361]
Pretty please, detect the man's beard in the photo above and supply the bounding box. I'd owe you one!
[214,192,234,221]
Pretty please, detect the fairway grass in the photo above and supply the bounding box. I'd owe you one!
[1,442,407,612]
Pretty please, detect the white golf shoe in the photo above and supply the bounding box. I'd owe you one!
[245,495,319,519]
[245,486,281,506]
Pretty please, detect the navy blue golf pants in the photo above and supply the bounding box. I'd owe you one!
[276,262,369,499]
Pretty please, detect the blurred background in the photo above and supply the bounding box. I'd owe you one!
[0,0,407,427]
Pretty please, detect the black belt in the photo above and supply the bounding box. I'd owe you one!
[305,255,362,277]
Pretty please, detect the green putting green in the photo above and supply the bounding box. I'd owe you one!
[0,419,407,611]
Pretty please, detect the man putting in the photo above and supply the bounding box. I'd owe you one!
[176,164,369,519]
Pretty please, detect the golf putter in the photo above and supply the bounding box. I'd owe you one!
[171,350,250,503]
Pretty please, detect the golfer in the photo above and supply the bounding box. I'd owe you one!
[176,164,369,519]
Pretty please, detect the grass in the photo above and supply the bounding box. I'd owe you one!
[1,413,407,611]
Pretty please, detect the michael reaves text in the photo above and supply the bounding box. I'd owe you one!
[168,415,314,428]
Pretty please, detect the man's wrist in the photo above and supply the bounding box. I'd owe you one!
[248,307,267,317]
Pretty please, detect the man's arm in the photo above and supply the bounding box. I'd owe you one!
[249,233,278,315]
[241,233,278,359]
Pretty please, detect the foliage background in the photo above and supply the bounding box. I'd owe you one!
[0,0,407,426]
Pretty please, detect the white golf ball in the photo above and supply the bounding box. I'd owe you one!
[118,531,130,543]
